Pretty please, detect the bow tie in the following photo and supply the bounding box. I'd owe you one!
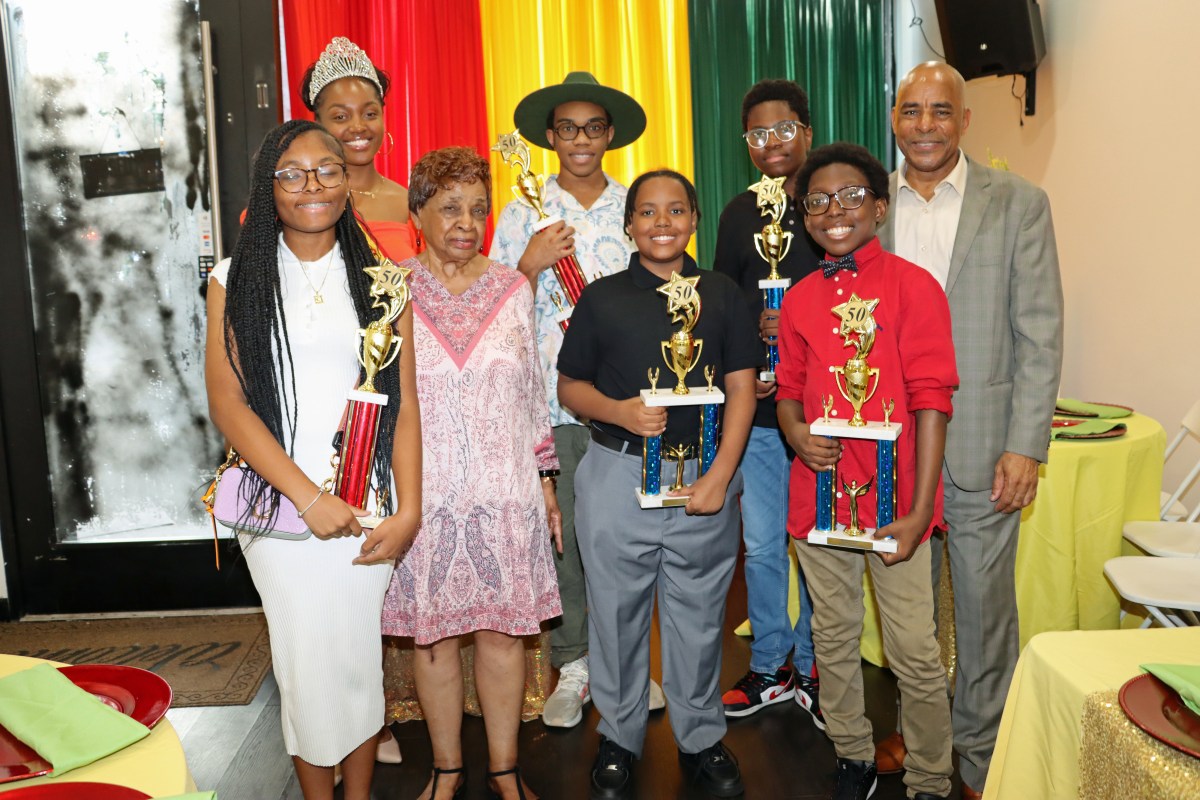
[822,253,857,279]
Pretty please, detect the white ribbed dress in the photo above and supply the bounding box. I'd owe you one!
[210,237,394,766]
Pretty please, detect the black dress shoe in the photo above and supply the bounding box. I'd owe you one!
[833,758,877,800]
[591,735,635,799]
[912,793,950,800]
[678,740,744,797]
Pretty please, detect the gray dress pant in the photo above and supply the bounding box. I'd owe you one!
[933,466,1022,790]
[575,439,743,757]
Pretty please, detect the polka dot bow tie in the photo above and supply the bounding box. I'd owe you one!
[822,253,857,279]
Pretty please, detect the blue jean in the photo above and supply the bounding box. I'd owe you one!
[740,425,814,675]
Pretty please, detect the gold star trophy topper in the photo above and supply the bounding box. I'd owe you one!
[657,272,704,395]
[357,261,411,393]
[491,130,548,219]
[750,174,793,280]
[828,292,880,427]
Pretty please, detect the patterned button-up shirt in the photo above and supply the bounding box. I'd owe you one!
[489,173,634,427]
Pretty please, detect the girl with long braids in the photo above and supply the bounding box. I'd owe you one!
[205,119,420,800]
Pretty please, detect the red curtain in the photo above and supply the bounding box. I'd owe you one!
[281,0,493,240]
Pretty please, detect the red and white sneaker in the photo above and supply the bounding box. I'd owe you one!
[722,666,796,717]
[795,672,826,731]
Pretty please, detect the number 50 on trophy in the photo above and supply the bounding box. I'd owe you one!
[751,175,792,382]
[328,260,411,528]
[635,273,724,509]
[806,291,899,553]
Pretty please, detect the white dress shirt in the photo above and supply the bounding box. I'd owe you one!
[893,150,969,289]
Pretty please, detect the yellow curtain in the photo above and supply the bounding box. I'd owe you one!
[479,0,694,233]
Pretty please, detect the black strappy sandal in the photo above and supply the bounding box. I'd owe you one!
[486,765,528,800]
[430,765,467,800]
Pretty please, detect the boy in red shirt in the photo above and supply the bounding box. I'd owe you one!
[776,143,957,800]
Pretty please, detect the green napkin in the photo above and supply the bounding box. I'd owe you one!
[1051,420,1126,440]
[1055,398,1133,419]
[0,663,150,775]
[1142,663,1200,715]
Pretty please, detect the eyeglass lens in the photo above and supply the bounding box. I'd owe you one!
[554,121,610,141]
[275,164,346,193]
[802,186,870,215]
[745,120,800,148]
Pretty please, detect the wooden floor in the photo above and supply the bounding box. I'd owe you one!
[168,564,963,799]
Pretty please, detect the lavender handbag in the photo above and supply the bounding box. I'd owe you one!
[204,449,312,541]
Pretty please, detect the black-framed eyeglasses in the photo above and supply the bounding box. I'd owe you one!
[273,163,347,193]
[801,185,875,216]
[742,120,808,149]
[553,120,611,141]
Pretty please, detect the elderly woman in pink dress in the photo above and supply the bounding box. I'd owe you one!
[382,146,562,800]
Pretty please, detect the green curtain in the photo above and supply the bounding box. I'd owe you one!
[688,0,892,267]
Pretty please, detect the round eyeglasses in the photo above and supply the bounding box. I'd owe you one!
[273,163,348,193]
[742,120,807,149]
[801,185,875,216]
[553,121,611,141]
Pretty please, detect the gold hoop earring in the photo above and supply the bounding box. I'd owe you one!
[378,131,394,157]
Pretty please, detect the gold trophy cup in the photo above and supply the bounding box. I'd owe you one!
[657,272,703,394]
[829,292,880,427]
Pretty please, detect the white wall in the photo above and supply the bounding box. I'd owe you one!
[896,0,1200,497]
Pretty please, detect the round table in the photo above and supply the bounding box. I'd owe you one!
[0,654,197,796]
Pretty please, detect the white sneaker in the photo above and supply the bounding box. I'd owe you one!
[649,679,666,711]
[543,655,590,727]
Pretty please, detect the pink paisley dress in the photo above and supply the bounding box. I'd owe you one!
[382,259,561,643]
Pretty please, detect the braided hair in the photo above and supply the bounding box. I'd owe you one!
[224,119,401,527]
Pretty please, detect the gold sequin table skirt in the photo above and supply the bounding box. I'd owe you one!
[984,627,1200,799]
[383,632,552,723]
[1077,689,1200,800]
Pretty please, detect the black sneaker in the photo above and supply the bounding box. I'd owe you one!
[591,735,634,799]
[722,666,796,717]
[678,740,744,797]
[795,672,827,731]
[832,757,877,800]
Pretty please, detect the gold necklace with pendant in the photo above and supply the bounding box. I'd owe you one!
[297,246,336,304]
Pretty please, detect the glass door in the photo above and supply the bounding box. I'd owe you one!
[0,0,263,614]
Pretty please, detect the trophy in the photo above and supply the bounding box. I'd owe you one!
[636,273,725,508]
[492,130,590,328]
[751,175,793,382]
[326,257,411,527]
[807,290,899,553]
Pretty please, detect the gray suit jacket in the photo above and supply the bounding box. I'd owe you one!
[879,157,1064,491]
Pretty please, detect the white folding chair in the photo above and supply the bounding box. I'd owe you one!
[1160,398,1200,520]
[1104,556,1200,628]
[1123,519,1200,558]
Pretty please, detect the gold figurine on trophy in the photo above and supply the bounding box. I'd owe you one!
[657,272,704,395]
[841,476,874,537]
[829,293,881,427]
[750,174,793,281]
[357,262,411,392]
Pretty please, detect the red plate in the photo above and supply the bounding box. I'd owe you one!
[1052,418,1083,427]
[0,782,150,799]
[1118,672,1200,758]
[0,666,172,784]
[57,666,172,728]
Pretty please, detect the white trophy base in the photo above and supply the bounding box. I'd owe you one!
[640,387,725,407]
[758,277,792,289]
[759,370,776,382]
[347,389,388,406]
[358,514,386,530]
[808,525,898,553]
[635,490,689,509]
[532,214,565,233]
[809,418,902,441]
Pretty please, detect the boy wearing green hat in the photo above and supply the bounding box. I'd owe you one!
[490,71,658,730]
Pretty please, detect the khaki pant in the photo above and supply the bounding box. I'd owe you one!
[795,538,952,798]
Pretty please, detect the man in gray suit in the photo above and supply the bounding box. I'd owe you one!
[877,61,1064,799]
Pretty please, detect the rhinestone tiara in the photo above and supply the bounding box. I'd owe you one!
[308,37,382,105]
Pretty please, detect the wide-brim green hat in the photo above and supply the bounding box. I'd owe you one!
[513,71,647,150]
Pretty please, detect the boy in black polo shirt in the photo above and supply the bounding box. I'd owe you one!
[558,171,759,799]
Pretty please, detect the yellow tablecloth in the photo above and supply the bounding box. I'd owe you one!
[861,412,1165,665]
[983,627,1200,800]
[0,654,197,797]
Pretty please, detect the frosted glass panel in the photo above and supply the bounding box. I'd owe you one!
[4,0,221,542]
